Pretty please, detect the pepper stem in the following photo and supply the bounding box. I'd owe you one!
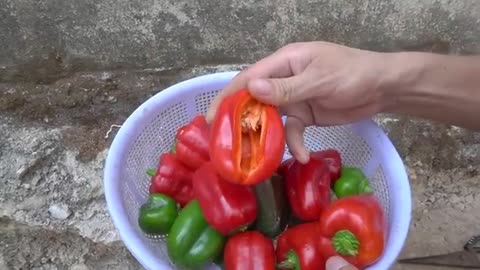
[146,168,156,177]
[359,179,374,194]
[171,139,177,154]
[228,224,249,236]
[277,250,300,269]
[332,230,360,256]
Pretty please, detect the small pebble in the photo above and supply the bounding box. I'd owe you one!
[31,174,42,186]
[71,264,89,270]
[48,204,71,220]
[16,165,28,178]
[101,72,113,81]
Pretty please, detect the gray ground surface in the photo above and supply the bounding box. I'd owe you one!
[2,0,480,269]
[1,67,480,270]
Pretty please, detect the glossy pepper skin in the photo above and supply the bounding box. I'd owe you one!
[224,231,276,270]
[276,222,336,270]
[281,155,332,221]
[192,162,257,235]
[148,152,194,207]
[318,195,387,268]
[311,149,342,183]
[252,173,290,238]
[175,114,211,170]
[209,89,285,185]
[279,149,342,184]
[138,193,178,235]
[167,200,225,268]
[334,167,373,198]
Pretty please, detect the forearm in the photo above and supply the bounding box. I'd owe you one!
[380,52,480,130]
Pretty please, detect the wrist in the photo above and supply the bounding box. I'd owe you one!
[375,51,480,130]
[376,52,435,113]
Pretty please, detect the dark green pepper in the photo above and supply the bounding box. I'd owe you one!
[138,193,178,235]
[333,167,374,198]
[213,254,225,270]
[167,200,225,268]
[252,174,290,238]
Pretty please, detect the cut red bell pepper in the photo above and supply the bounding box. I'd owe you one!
[318,195,387,268]
[209,89,285,185]
[311,149,342,183]
[148,153,194,207]
[192,162,258,235]
[175,114,211,170]
[281,155,331,221]
[224,231,276,270]
[276,222,334,270]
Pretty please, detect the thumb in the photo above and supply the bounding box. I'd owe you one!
[326,256,358,270]
[247,74,309,106]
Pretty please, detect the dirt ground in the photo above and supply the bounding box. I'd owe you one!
[1,68,479,270]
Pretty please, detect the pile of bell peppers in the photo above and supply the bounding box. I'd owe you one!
[136,89,388,270]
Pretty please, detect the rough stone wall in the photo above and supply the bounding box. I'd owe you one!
[1,0,480,269]
[2,0,480,84]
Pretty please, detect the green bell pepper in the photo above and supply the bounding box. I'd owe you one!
[252,173,290,238]
[333,167,374,198]
[167,200,225,268]
[138,193,178,235]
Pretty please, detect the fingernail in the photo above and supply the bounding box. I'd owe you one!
[326,256,354,270]
[296,147,311,164]
[249,79,272,96]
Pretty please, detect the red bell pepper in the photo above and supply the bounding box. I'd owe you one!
[279,149,342,184]
[318,195,387,268]
[282,156,331,221]
[209,89,285,185]
[148,153,194,207]
[224,231,276,270]
[276,222,335,270]
[175,114,211,170]
[311,149,342,183]
[192,162,257,235]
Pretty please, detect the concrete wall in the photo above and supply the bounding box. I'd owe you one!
[1,0,480,269]
[1,0,480,84]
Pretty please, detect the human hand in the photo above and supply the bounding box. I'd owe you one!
[326,256,359,270]
[206,41,390,164]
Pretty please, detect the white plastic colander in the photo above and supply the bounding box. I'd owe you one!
[103,71,412,270]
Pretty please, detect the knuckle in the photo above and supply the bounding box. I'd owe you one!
[275,80,292,103]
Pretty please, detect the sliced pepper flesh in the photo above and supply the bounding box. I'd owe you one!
[210,89,285,185]
[239,99,263,175]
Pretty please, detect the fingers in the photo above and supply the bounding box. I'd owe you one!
[285,116,310,164]
[326,256,359,270]
[205,48,295,122]
[247,71,311,106]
